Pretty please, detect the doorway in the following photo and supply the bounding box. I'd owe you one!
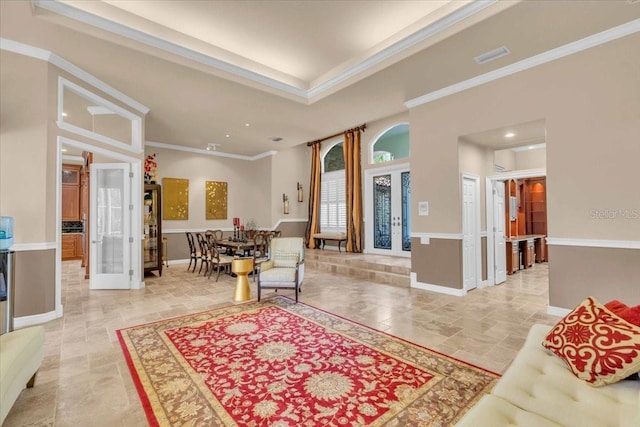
[58,137,142,299]
[486,170,547,286]
[364,164,411,257]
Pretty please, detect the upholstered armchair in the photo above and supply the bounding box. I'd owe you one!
[257,237,304,302]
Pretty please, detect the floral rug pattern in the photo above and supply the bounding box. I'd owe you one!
[117,297,498,426]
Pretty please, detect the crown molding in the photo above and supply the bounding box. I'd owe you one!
[0,37,150,114]
[31,0,309,100]
[145,140,277,161]
[31,0,498,103]
[405,19,640,109]
[306,0,497,99]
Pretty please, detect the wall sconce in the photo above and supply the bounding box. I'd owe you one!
[283,193,289,214]
[297,182,303,203]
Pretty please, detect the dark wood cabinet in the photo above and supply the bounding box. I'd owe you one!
[143,184,163,276]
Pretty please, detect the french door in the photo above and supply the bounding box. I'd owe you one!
[365,165,410,257]
[89,163,132,289]
[493,180,507,284]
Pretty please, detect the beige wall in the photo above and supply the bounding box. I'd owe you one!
[410,33,640,303]
[515,147,546,170]
[270,144,309,223]
[494,149,515,172]
[149,147,272,231]
[0,51,49,244]
[494,147,547,172]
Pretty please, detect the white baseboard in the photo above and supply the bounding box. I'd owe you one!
[547,305,571,317]
[410,273,467,296]
[13,310,61,329]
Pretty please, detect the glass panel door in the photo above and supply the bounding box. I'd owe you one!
[373,175,392,249]
[90,163,131,289]
[366,166,410,256]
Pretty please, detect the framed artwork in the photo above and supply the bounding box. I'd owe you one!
[162,178,189,220]
[206,181,228,220]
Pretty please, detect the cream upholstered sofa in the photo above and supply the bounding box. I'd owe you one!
[0,326,45,424]
[456,324,640,426]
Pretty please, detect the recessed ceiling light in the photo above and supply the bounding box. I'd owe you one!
[245,123,250,127]
[271,137,283,143]
[528,146,534,150]
[474,46,510,64]
[61,148,68,152]
[225,134,230,138]
[504,132,515,138]
[62,112,68,117]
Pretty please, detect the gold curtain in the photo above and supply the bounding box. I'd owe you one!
[305,142,322,248]
[343,129,363,252]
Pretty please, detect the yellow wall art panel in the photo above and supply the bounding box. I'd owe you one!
[163,178,189,220]
[206,181,228,220]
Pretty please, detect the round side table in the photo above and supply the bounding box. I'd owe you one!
[232,258,254,302]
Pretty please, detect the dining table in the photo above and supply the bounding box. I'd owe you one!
[216,239,255,256]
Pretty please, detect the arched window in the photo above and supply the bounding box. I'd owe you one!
[321,142,346,232]
[323,142,344,172]
[371,124,409,164]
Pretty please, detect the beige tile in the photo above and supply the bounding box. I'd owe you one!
[2,256,556,426]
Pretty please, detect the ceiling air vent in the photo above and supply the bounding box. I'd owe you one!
[474,46,511,65]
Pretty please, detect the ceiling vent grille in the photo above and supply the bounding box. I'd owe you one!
[474,46,511,64]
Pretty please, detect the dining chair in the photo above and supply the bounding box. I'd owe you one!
[206,229,224,242]
[251,232,269,282]
[195,233,211,275]
[185,232,199,272]
[205,234,234,281]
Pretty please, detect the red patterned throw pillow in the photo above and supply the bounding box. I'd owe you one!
[542,296,640,386]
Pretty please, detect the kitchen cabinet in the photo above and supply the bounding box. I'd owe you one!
[143,184,163,276]
[61,234,83,260]
[62,165,81,221]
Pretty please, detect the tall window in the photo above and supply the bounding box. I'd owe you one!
[321,142,346,232]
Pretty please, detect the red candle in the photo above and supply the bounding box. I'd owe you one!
[240,225,244,230]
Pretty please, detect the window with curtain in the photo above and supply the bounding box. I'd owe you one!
[321,142,346,232]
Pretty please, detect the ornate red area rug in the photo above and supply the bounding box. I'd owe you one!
[117,297,498,426]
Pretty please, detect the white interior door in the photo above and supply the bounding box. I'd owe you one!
[493,181,507,284]
[90,163,131,289]
[462,176,478,290]
[365,165,410,257]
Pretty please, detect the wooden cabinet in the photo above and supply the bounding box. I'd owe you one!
[61,185,80,221]
[522,239,534,268]
[143,184,163,276]
[62,165,81,221]
[506,241,519,275]
[61,234,83,260]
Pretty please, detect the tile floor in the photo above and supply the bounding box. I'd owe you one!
[3,254,560,426]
